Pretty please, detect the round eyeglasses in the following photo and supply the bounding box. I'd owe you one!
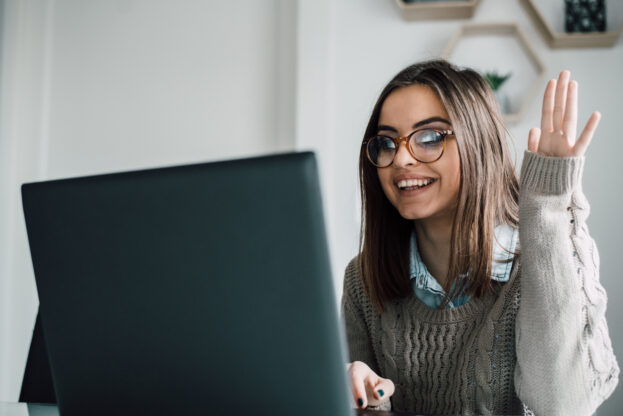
[365,128,454,168]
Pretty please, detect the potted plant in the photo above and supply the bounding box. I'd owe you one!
[484,71,512,114]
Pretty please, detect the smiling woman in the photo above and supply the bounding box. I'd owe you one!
[342,60,619,415]
[376,86,461,226]
[359,62,518,312]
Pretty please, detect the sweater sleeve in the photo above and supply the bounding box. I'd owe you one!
[341,257,392,412]
[342,257,377,368]
[514,150,619,415]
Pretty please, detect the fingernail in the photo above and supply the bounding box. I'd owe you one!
[357,398,364,407]
[378,389,384,397]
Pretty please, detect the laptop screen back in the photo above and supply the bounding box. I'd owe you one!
[22,152,352,416]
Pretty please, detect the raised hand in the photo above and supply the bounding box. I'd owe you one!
[527,70,601,157]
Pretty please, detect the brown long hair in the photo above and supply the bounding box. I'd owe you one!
[359,59,519,312]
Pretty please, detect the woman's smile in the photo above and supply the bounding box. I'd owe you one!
[376,84,460,222]
[395,177,436,194]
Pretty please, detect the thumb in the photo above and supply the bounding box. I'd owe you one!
[366,377,395,406]
[528,127,541,153]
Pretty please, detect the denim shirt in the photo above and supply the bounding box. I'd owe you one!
[410,224,518,309]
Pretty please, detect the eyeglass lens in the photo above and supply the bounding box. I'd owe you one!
[367,129,445,167]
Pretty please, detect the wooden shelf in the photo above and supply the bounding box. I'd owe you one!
[520,0,622,48]
[442,23,546,123]
[395,0,480,21]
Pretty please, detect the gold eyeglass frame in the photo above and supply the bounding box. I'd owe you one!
[365,129,454,167]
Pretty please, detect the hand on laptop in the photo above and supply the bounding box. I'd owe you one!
[347,361,395,409]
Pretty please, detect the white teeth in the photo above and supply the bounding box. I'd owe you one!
[397,178,433,189]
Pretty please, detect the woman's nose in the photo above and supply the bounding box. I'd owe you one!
[392,141,418,168]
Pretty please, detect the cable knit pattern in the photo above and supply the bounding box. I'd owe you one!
[342,151,618,415]
[343,258,523,415]
[515,151,619,415]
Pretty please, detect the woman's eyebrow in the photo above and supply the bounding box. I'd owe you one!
[377,116,451,133]
[412,116,451,129]
[377,125,398,133]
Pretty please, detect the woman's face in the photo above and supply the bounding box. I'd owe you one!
[376,84,461,222]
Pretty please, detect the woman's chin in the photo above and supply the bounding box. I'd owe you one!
[396,207,427,221]
[396,205,457,223]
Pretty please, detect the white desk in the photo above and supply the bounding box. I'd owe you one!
[0,402,416,415]
[0,403,58,416]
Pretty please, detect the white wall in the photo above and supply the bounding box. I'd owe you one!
[0,0,298,401]
[1,0,622,413]
[0,0,55,401]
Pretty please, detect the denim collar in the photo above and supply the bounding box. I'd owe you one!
[409,224,517,309]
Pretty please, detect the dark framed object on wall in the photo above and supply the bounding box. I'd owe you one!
[520,0,622,48]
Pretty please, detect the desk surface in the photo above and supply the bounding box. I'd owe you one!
[0,403,420,415]
[0,403,58,416]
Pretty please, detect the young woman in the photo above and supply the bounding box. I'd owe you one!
[342,60,619,415]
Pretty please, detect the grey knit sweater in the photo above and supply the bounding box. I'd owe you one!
[342,151,619,415]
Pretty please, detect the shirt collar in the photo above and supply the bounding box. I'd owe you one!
[490,223,517,281]
[409,224,517,287]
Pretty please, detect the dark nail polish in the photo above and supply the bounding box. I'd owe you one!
[357,398,364,407]
[378,389,384,397]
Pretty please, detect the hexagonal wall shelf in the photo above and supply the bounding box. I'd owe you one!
[520,0,622,48]
[395,0,481,21]
[442,23,546,124]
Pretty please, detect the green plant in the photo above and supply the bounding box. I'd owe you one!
[484,71,512,91]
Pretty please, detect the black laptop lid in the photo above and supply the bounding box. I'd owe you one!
[22,152,352,416]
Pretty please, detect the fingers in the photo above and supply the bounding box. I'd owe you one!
[368,377,395,402]
[553,70,570,132]
[541,79,556,132]
[562,80,578,145]
[347,361,394,409]
[528,127,541,153]
[348,362,370,408]
[536,70,598,157]
[575,111,601,156]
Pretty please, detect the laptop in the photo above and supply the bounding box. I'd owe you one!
[21,152,353,416]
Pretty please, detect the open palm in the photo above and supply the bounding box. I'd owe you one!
[528,70,601,157]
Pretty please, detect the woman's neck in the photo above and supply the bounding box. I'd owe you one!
[414,216,454,288]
